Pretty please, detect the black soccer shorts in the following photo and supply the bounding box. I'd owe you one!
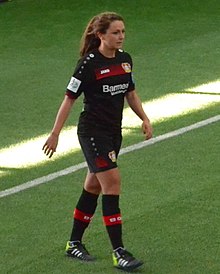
[78,134,122,173]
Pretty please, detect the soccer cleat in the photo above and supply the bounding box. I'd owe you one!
[112,247,143,272]
[65,241,95,261]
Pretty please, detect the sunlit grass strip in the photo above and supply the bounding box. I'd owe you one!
[123,91,220,128]
[0,80,220,171]
[187,79,220,94]
[0,126,80,171]
[1,114,219,198]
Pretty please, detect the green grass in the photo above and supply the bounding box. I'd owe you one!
[0,0,220,273]
[1,0,220,146]
[1,122,219,273]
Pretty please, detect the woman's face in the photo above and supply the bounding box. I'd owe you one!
[98,20,125,51]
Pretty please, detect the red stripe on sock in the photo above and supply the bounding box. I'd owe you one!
[103,214,122,226]
[74,208,93,223]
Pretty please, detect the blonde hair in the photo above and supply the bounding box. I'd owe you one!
[80,12,124,57]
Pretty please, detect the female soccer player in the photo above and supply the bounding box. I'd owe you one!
[43,12,152,272]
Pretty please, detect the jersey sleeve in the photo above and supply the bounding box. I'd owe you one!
[126,53,135,92]
[65,54,93,99]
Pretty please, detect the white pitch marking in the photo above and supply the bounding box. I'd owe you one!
[0,115,219,199]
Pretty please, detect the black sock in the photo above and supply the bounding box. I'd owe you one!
[70,188,99,242]
[102,194,124,250]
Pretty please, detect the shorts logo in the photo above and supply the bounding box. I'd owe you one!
[108,150,116,162]
[67,77,81,93]
[121,63,131,73]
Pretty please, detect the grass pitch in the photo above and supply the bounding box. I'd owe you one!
[0,0,220,273]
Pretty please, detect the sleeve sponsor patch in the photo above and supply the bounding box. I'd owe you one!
[67,77,81,93]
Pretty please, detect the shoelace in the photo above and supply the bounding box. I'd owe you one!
[122,251,134,261]
[116,249,135,262]
[74,243,90,256]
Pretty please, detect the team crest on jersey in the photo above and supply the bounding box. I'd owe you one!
[108,150,116,162]
[121,63,131,73]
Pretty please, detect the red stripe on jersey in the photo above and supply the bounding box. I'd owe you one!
[95,64,130,80]
[103,214,122,226]
[74,208,93,223]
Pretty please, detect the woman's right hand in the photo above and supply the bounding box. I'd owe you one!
[42,133,59,158]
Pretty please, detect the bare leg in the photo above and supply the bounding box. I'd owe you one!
[84,169,102,195]
[95,168,121,195]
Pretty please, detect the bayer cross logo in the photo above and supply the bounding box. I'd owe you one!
[121,63,131,73]
[108,151,116,162]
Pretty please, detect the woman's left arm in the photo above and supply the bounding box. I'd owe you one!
[125,90,153,140]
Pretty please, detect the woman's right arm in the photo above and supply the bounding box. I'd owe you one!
[42,95,76,158]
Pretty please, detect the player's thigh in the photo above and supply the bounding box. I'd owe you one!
[84,170,101,195]
[95,167,121,195]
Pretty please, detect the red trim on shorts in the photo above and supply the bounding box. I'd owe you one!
[74,208,93,223]
[103,214,122,226]
[95,156,109,168]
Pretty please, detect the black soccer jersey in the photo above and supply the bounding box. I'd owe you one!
[66,49,135,135]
